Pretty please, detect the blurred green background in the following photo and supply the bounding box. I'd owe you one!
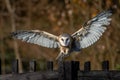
[0,0,120,74]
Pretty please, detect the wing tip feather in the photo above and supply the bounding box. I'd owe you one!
[11,31,18,38]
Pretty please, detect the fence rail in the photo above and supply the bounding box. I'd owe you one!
[0,59,120,80]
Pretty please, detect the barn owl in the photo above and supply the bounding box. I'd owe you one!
[11,10,112,61]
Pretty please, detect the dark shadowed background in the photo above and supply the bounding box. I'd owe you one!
[0,0,120,74]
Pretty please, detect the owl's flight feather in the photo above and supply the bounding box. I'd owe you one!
[72,10,112,48]
[11,30,59,48]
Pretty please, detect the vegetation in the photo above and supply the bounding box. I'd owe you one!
[0,0,120,73]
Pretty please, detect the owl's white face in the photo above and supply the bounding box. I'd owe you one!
[59,34,71,47]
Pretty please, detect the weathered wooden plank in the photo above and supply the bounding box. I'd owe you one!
[58,61,65,80]
[47,61,53,71]
[58,61,79,80]
[71,61,79,80]
[0,71,58,80]
[29,60,36,72]
[0,70,120,80]
[78,70,120,80]
[102,61,109,71]
[12,59,18,74]
[84,61,91,71]
[64,61,73,80]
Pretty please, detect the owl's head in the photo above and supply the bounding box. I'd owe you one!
[58,33,72,47]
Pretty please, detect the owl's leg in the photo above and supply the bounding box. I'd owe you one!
[56,52,65,61]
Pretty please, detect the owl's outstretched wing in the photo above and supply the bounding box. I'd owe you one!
[11,30,59,48]
[72,10,112,49]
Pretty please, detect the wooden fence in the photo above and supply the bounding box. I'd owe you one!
[0,59,120,80]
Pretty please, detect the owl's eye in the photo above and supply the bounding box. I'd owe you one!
[66,38,69,41]
[61,38,64,41]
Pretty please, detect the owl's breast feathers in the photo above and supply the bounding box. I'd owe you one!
[60,46,70,55]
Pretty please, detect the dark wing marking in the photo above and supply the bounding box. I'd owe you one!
[72,10,112,49]
[12,30,59,48]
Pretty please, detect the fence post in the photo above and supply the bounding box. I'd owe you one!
[84,61,91,71]
[12,59,19,74]
[0,59,1,74]
[72,61,79,80]
[102,61,109,71]
[29,60,36,72]
[58,61,65,80]
[58,61,79,80]
[47,61,53,70]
